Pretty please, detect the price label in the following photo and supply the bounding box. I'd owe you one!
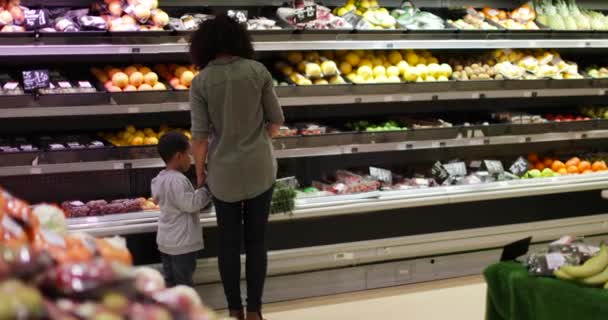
[294,5,317,24]
[78,81,93,88]
[370,166,392,183]
[58,81,72,89]
[22,69,50,91]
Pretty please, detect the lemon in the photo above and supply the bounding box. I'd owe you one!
[356,9,363,15]
[321,50,335,60]
[420,50,432,58]
[440,63,453,77]
[373,65,386,78]
[353,50,366,57]
[125,125,136,134]
[370,0,379,8]
[281,65,294,76]
[353,75,365,83]
[297,61,307,73]
[397,60,409,75]
[305,63,322,78]
[405,51,419,66]
[360,0,371,9]
[428,63,441,78]
[425,75,437,82]
[337,7,349,16]
[144,137,159,145]
[388,51,403,65]
[329,75,346,84]
[287,51,303,65]
[296,77,313,85]
[335,50,348,57]
[346,72,357,81]
[321,61,339,75]
[375,74,389,83]
[304,51,320,62]
[359,59,373,69]
[372,58,384,67]
[427,56,439,64]
[345,52,361,67]
[386,66,400,78]
[403,66,417,82]
[357,65,373,79]
[347,0,355,5]
[437,75,449,81]
[314,79,329,85]
[340,62,353,75]
[388,75,402,83]
[134,130,146,138]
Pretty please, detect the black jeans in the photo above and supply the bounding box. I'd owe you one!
[213,186,274,313]
[161,251,198,287]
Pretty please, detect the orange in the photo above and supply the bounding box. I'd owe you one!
[558,168,568,175]
[543,158,554,167]
[535,163,545,171]
[582,169,593,174]
[551,160,565,172]
[578,161,591,172]
[592,161,608,172]
[567,165,579,174]
[528,153,539,163]
[566,157,581,167]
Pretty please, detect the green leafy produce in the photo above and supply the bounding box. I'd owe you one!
[270,181,297,215]
[391,1,445,30]
[347,120,407,132]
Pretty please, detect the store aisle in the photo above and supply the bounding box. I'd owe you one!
[259,276,486,320]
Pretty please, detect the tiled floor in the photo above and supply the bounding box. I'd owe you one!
[220,276,487,320]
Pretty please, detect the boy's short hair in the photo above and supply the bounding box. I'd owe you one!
[157,131,190,163]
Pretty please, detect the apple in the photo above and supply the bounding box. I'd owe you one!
[143,72,158,86]
[541,168,554,177]
[528,169,542,178]
[112,72,129,89]
[129,72,144,87]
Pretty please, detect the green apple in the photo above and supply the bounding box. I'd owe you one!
[528,169,542,178]
[542,168,555,177]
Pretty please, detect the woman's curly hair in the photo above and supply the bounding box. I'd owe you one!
[189,14,255,69]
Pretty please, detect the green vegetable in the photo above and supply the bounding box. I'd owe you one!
[270,182,297,215]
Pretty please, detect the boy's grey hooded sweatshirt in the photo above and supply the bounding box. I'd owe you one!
[151,169,210,255]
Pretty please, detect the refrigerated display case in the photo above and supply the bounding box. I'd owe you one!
[3,0,608,308]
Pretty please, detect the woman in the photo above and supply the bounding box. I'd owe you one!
[189,14,284,320]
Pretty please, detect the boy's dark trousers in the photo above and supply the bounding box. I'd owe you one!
[161,251,198,287]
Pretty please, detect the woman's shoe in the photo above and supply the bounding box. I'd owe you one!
[246,311,264,320]
[229,309,245,320]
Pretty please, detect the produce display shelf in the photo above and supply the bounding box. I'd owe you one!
[2,125,608,175]
[4,37,608,57]
[66,172,608,237]
[1,82,607,118]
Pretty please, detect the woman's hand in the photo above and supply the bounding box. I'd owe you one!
[267,123,281,138]
[192,137,209,189]
[197,172,206,189]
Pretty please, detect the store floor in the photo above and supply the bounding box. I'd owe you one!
[218,275,487,320]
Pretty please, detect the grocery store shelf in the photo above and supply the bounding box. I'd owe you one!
[1,82,607,118]
[2,126,607,175]
[4,37,608,57]
[0,102,189,118]
[67,172,608,237]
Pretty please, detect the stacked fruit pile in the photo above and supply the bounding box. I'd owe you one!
[580,106,608,119]
[154,64,198,90]
[492,49,582,80]
[91,65,166,92]
[0,0,25,32]
[479,4,540,29]
[585,66,608,78]
[96,0,170,31]
[275,51,346,85]
[0,187,217,319]
[391,1,446,30]
[447,9,499,30]
[100,125,191,146]
[333,0,396,30]
[447,57,502,81]
[524,153,607,178]
[347,120,407,132]
[338,49,451,83]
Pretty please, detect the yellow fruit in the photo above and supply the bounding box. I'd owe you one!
[305,63,322,78]
[296,77,312,86]
[427,57,439,64]
[314,79,329,85]
[440,63,453,77]
[124,66,138,76]
[397,60,409,75]
[388,51,403,65]
[357,65,373,79]
[144,137,159,145]
[353,75,365,83]
[418,57,427,65]
[126,125,136,133]
[180,71,194,87]
[129,72,144,87]
[174,66,188,78]
[339,62,353,75]
[403,66,418,82]
[386,66,400,78]
[144,72,158,86]
[144,128,155,137]
[373,65,386,78]
[388,75,401,83]
[153,82,166,90]
[321,51,335,60]
[138,84,154,91]
[132,136,144,146]
[304,51,320,63]
[405,51,419,66]
[134,130,145,138]
[359,59,373,69]
[287,51,303,65]
[112,72,129,89]
[372,58,384,67]
[321,61,339,75]
[375,74,389,83]
[329,75,346,84]
[345,52,361,67]
[346,73,357,81]
[337,7,348,16]
[297,61,307,73]
[425,75,437,82]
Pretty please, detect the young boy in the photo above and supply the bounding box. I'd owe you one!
[152,131,210,287]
